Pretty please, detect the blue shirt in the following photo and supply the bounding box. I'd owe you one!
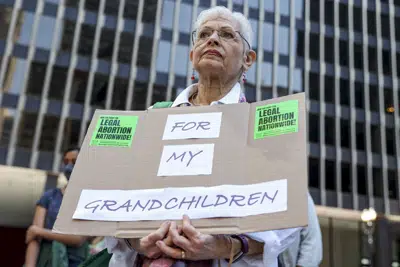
[37,188,87,267]
[278,193,323,267]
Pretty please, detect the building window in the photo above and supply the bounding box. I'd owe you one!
[371,125,382,154]
[388,170,398,200]
[357,164,367,195]
[309,157,320,188]
[340,78,350,106]
[341,162,352,193]
[354,82,364,109]
[309,73,320,101]
[356,122,366,151]
[340,119,350,148]
[373,167,383,197]
[325,116,335,146]
[339,3,348,30]
[324,75,335,104]
[326,160,336,190]
[309,113,320,143]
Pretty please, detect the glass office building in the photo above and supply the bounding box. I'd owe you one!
[0,0,399,265]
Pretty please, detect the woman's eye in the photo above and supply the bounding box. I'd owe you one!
[221,31,234,38]
[199,31,210,38]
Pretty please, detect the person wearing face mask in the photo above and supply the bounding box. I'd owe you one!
[24,147,89,267]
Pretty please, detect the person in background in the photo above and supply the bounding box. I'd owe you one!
[24,147,89,267]
[89,236,106,256]
[278,192,323,267]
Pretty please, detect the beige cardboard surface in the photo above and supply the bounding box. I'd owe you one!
[53,93,308,238]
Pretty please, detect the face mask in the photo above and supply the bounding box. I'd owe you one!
[63,163,74,181]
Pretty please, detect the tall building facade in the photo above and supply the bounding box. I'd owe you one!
[0,0,399,265]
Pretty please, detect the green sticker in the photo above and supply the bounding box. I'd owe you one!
[90,115,138,147]
[254,100,299,139]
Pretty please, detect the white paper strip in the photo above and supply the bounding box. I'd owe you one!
[72,179,288,221]
[162,112,222,140]
[157,144,214,176]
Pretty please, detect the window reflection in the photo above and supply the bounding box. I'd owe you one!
[278,26,289,55]
[292,68,303,92]
[261,62,272,86]
[276,65,288,88]
[179,3,192,34]
[246,61,256,85]
[17,12,34,46]
[156,41,171,73]
[264,0,274,12]
[262,23,274,52]
[249,19,258,49]
[36,15,57,50]
[174,45,189,76]
[161,0,174,29]
[279,0,289,16]
[6,58,27,95]
[295,0,304,19]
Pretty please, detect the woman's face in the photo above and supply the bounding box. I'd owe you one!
[190,16,255,82]
[63,150,78,165]
[63,150,78,180]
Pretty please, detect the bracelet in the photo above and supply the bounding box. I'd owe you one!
[228,234,249,263]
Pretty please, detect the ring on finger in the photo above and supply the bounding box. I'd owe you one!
[181,250,186,260]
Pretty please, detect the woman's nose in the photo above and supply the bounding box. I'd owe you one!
[207,31,220,46]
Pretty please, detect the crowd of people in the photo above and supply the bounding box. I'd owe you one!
[24,6,323,267]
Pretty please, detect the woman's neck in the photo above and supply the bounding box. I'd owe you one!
[194,78,238,105]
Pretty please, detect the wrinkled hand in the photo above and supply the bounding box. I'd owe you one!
[129,221,181,259]
[25,225,41,244]
[156,215,227,261]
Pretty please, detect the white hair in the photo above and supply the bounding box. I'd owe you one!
[193,6,253,49]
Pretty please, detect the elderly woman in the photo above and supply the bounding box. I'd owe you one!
[105,6,301,267]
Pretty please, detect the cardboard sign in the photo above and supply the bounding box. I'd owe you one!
[53,93,308,238]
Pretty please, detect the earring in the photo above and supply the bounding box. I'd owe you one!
[191,68,195,81]
[242,72,247,83]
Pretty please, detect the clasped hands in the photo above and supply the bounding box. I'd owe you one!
[129,215,230,261]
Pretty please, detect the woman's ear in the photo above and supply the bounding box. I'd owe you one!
[189,50,194,62]
[242,50,257,71]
